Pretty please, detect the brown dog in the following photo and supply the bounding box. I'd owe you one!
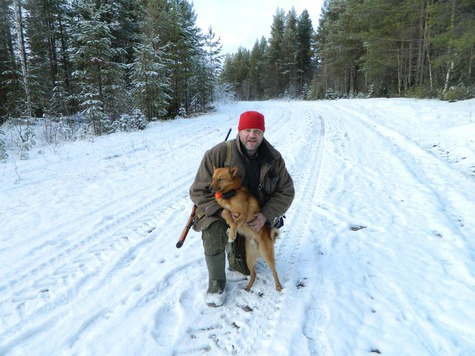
[210,166,282,292]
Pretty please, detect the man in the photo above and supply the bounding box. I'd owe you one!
[189,110,295,307]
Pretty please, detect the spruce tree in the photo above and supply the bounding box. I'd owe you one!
[296,10,314,97]
[281,7,299,98]
[130,36,171,120]
[193,26,222,110]
[70,0,127,134]
[429,0,475,96]
[248,37,267,100]
[25,0,72,116]
[266,8,285,97]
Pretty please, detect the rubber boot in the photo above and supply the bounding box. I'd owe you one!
[226,235,250,275]
[204,251,227,307]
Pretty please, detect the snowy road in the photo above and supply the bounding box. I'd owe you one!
[1,99,474,355]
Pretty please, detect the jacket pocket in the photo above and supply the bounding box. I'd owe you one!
[261,174,278,198]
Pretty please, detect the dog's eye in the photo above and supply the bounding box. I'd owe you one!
[218,177,223,181]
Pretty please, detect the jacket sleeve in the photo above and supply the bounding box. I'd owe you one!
[260,157,295,226]
[189,142,228,229]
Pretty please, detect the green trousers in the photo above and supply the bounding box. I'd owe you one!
[202,220,250,275]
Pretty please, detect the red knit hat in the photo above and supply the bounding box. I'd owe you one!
[238,111,265,132]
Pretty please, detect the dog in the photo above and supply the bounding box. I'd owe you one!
[210,165,282,292]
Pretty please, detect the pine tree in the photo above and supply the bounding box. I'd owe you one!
[429,0,475,97]
[195,26,223,110]
[24,0,73,116]
[220,55,237,96]
[70,0,127,134]
[108,0,143,65]
[248,37,267,100]
[167,0,202,116]
[130,36,171,120]
[266,8,285,97]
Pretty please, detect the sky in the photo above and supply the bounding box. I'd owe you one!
[1,98,474,354]
[192,0,324,55]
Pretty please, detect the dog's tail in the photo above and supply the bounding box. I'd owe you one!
[270,227,280,241]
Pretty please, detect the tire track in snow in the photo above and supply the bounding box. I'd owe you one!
[266,105,331,354]
[0,105,278,353]
[337,105,473,236]
[308,102,475,354]
[0,108,252,352]
[0,173,194,346]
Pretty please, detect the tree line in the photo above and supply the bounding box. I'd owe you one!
[1,0,473,131]
[0,0,222,131]
[221,0,474,101]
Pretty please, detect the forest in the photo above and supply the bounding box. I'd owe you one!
[1,0,474,132]
[223,0,474,101]
[0,0,222,130]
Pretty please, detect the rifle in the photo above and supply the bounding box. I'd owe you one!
[176,128,232,249]
[176,205,197,248]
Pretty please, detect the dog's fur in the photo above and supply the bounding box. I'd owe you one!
[210,166,282,292]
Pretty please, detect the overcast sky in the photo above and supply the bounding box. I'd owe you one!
[192,0,324,55]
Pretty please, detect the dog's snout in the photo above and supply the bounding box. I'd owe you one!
[209,181,219,192]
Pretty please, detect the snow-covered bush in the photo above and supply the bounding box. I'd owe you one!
[442,85,471,102]
[40,115,90,144]
[81,99,110,135]
[7,118,37,160]
[213,83,236,104]
[0,128,7,160]
[110,110,148,132]
[178,106,187,117]
[325,88,343,100]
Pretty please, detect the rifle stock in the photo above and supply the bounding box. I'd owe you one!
[176,205,197,248]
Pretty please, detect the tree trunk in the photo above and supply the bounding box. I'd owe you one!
[397,53,402,96]
[417,0,426,87]
[443,0,456,94]
[426,48,433,92]
[47,15,58,89]
[58,13,70,92]
[424,0,434,92]
[13,0,32,117]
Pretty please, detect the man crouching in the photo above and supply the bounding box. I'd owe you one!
[189,111,294,307]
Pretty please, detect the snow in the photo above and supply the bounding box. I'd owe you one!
[1,98,474,355]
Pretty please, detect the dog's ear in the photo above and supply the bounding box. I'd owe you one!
[229,166,238,177]
[212,164,217,171]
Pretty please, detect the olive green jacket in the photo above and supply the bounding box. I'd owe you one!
[189,136,295,232]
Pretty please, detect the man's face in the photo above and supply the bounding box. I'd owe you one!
[238,128,264,155]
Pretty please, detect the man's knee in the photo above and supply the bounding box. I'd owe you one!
[202,220,228,255]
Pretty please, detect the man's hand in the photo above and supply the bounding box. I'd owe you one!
[247,213,266,232]
[221,210,267,232]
